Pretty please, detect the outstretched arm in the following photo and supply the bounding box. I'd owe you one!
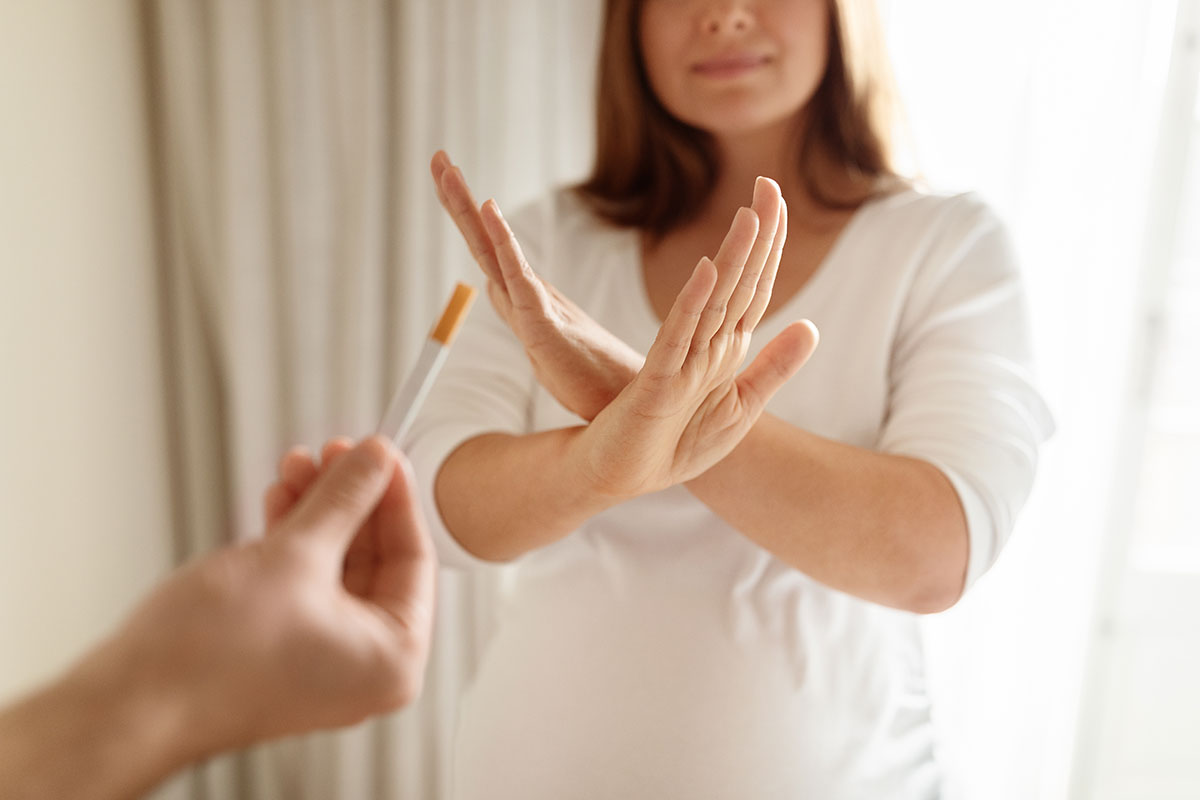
[432,154,979,612]
[683,418,969,613]
[432,179,817,562]
[0,437,436,800]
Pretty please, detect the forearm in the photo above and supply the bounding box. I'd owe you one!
[686,414,969,613]
[434,428,619,562]
[0,640,191,800]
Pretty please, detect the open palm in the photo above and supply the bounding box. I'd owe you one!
[576,187,819,499]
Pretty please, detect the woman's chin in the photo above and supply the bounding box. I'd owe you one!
[686,110,800,142]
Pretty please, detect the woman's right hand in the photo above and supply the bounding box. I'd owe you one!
[431,151,641,422]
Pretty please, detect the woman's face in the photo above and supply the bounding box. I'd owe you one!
[638,0,831,138]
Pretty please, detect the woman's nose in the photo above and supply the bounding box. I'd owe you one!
[699,1,754,35]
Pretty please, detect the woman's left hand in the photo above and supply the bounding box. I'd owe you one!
[572,181,820,499]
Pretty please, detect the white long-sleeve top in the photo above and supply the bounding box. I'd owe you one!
[407,186,1054,800]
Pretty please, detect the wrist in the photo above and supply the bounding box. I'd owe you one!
[684,411,775,495]
[68,634,200,783]
[561,424,636,508]
[578,348,643,422]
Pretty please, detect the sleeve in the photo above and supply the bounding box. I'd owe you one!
[875,195,1055,592]
[404,270,537,571]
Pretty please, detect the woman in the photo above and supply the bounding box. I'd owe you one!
[410,0,1053,797]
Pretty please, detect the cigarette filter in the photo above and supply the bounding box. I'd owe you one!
[378,282,477,445]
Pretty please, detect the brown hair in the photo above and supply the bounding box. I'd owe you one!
[575,0,901,234]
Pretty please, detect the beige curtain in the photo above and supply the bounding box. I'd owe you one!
[143,1,600,796]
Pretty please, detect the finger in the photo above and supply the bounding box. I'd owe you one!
[430,149,452,194]
[486,278,516,327]
[735,319,819,413]
[692,207,758,348]
[430,153,504,286]
[643,257,719,378]
[320,437,355,468]
[263,482,297,531]
[342,525,376,598]
[722,178,782,334]
[362,452,437,637]
[281,436,396,550]
[263,446,318,530]
[740,197,788,332]
[335,452,381,596]
[440,167,502,284]
[278,446,318,495]
[430,151,455,217]
[481,199,552,313]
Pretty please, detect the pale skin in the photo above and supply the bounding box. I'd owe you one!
[427,0,969,614]
[0,437,436,800]
[434,155,819,558]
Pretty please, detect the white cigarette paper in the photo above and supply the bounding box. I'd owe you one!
[378,282,477,446]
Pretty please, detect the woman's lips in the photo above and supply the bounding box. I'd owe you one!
[692,53,770,79]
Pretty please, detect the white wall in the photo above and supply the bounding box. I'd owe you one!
[0,0,174,701]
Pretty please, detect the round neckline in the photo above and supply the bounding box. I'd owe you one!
[624,195,881,341]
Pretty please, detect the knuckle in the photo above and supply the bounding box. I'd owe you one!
[662,335,691,352]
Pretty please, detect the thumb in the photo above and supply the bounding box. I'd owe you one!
[736,320,819,411]
[281,435,396,549]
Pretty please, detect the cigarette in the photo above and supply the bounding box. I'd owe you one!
[378,282,477,445]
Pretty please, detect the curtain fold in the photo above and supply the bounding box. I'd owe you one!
[144,2,601,796]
